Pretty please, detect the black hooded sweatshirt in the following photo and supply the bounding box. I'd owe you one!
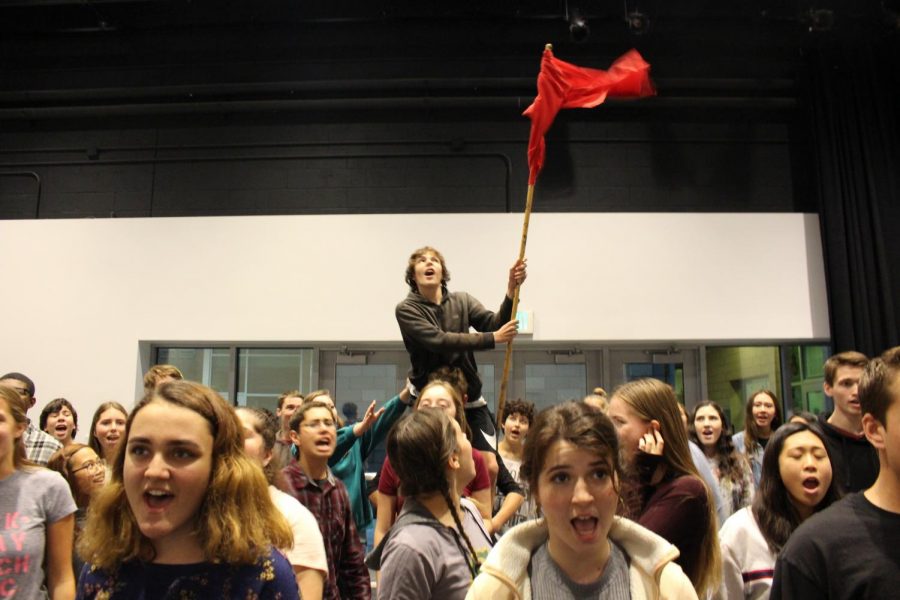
[395,287,512,403]
[817,413,879,493]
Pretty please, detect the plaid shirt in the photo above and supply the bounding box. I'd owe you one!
[283,464,370,600]
[24,422,62,466]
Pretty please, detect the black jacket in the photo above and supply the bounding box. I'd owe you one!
[395,288,512,402]
[817,413,879,493]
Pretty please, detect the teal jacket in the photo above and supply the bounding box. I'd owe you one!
[329,394,409,531]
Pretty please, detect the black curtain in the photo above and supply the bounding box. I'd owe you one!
[805,36,900,357]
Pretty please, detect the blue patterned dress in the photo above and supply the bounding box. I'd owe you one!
[76,547,298,599]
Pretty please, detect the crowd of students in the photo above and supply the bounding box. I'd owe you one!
[1,247,899,599]
[0,348,900,598]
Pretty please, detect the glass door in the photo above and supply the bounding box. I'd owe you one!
[607,348,701,408]
[510,349,597,414]
[318,349,409,476]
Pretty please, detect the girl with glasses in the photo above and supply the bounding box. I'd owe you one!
[48,443,106,580]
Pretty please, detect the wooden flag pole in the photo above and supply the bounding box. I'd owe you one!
[496,182,535,429]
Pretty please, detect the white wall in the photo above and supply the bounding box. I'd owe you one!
[0,212,829,440]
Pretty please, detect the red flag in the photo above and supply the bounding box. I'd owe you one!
[523,47,656,184]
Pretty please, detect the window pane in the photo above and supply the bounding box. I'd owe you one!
[335,364,398,473]
[784,343,831,416]
[624,363,685,404]
[237,348,315,409]
[524,363,586,413]
[802,346,828,379]
[210,351,231,399]
[477,363,496,413]
[155,347,230,400]
[705,346,782,431]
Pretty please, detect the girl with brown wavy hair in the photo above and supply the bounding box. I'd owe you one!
[469,402,697,599]
[76,381,297,598]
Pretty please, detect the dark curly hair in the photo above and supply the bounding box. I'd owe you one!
[501,398,535,426]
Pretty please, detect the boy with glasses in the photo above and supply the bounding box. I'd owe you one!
[283,401,370,600]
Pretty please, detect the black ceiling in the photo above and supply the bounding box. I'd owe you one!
[0,1,896,122]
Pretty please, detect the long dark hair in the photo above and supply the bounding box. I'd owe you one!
[752,422,841,554]
[387,409,480,578]
[742,389,783,455]
[689,401,746,486]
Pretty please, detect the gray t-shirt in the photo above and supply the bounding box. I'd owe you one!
[0,469,77,599]
[530,539,631,600]
[377,497,492,600]
[495,455,538,533]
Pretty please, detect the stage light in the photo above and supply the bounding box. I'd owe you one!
[567,5,590,43]
[805,8,834,32]
[626,10,650,35]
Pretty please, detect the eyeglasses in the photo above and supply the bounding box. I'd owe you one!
[72,459,106,474]
[301,419,335,431]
